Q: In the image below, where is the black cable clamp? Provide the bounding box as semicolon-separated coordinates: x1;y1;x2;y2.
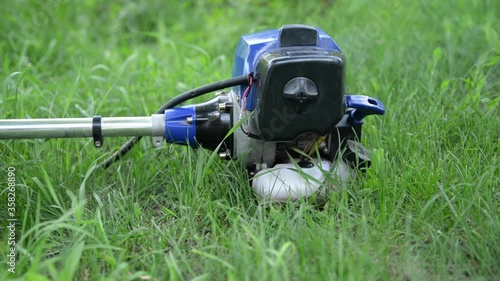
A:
92;115;103;148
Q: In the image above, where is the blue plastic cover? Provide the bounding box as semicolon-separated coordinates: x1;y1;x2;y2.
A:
345;95;385;125
232;25;342;111
164;106;196;145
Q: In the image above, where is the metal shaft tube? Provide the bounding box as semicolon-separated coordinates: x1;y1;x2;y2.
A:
0;114;165;139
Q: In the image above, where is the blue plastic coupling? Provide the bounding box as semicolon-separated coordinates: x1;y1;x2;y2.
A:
345;95;385;126
164;106;196;145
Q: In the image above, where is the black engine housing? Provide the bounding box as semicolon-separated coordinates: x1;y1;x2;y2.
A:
252;49;346;141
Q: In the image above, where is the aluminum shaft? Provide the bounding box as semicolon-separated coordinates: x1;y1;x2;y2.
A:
0;114;165;139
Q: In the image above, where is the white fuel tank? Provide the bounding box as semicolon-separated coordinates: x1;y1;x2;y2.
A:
251;159;355;202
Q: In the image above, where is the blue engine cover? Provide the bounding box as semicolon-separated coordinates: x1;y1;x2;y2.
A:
232;24;342;111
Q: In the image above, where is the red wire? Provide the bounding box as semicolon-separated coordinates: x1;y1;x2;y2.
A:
242;75;253;100
241;75;253;136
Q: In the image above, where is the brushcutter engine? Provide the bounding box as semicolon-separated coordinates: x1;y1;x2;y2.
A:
0;24;385;202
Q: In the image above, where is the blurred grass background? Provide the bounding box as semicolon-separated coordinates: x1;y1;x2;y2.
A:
0;0;499;280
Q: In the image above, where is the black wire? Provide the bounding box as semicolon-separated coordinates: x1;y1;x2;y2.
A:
100;74;251;169
240;126;260;139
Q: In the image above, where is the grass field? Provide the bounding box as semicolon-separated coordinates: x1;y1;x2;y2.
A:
1;0;499;280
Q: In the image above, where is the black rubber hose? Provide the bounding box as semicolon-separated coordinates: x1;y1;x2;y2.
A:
100;74;250;169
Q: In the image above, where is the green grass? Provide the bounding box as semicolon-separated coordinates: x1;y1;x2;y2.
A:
1;0;499;280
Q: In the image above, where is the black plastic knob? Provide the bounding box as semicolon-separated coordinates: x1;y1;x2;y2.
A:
283;77;318;113
279;24;318;47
